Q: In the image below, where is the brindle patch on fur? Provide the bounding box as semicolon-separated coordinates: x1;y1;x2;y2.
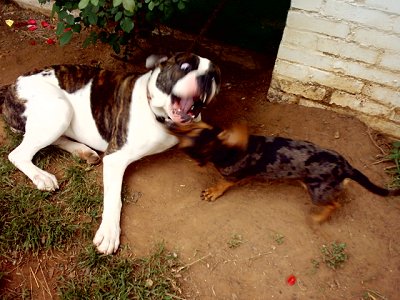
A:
51;65;137;152
0;84;26;132
90;72;137;153
53;65;102;93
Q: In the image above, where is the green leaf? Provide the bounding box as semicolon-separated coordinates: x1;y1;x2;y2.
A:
115;11;123;21
83;32;98;48
65;14;75;25
59;31;73;46
178;1;185;10
120;17;134;33
55;22;65;35
148;1;155;11
112;42;121;54
72;24;82;33
113;0;122;7
78;0;89;9
122;0;135;12
57;9;68;19
51;4;60;18
124;10;134;17
90;0;99;6
88;12;98;25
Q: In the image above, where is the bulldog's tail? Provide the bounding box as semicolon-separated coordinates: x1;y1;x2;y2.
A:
348;167;400;197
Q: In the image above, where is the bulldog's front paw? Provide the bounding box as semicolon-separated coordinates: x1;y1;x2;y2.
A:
33;170;59;191
93;221;121;255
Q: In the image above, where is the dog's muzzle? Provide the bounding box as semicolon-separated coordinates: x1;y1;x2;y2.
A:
170;73;217;124
171;94;205;123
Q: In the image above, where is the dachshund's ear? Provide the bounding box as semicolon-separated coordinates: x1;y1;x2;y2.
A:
145;54;168;69
217;122;248;150
166;121;213;148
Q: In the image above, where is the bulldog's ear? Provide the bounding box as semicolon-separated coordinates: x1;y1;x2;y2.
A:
145;54;168;69
217;122;248;150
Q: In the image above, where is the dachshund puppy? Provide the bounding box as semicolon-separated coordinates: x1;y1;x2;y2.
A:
167;121;400;222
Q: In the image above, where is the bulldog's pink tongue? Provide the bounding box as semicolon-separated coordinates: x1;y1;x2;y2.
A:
180;97;194;112
171;98;195;123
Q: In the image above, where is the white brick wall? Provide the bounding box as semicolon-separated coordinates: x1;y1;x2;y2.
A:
268;0;400;138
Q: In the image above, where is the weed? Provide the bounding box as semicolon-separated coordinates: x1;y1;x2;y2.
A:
320;242;348;269
311;259;320;268
387;141;400;189
228;234;244;249
273;233;285;245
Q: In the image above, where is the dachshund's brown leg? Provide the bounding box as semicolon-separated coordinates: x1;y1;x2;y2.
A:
201;180;236;201
312;201;341;223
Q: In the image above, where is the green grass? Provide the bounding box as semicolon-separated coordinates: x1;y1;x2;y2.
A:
0;127;186;299
387;141;400;189
0;142;101;254
59;244;183;300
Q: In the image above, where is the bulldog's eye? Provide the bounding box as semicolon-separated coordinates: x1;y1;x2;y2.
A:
180;63;192;72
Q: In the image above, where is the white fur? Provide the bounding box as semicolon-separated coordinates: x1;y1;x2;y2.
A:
8;65;180;254
93;72;178;254
8;55;217;254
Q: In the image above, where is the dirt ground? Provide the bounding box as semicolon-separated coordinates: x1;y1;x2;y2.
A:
1;2;400;299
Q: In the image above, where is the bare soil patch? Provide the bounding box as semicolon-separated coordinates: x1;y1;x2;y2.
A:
1;2;399;299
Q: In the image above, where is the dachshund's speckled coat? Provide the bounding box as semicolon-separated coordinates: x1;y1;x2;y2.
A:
167;122;400;222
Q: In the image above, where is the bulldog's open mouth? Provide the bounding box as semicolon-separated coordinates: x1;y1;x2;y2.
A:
170;94;205;124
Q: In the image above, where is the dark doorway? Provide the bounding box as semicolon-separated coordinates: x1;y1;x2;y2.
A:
166;0;291;55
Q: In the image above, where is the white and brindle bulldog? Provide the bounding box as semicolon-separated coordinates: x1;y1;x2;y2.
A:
0;52;221;254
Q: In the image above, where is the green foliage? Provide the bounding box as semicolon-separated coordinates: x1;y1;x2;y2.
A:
387;141;400;189
321;242;348;270
38;0;188;53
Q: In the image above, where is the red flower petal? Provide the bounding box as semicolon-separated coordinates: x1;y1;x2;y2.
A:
27;25;38;31
41;20;50;28
287;275;296;286
27;19;37;25
46;38;56;45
